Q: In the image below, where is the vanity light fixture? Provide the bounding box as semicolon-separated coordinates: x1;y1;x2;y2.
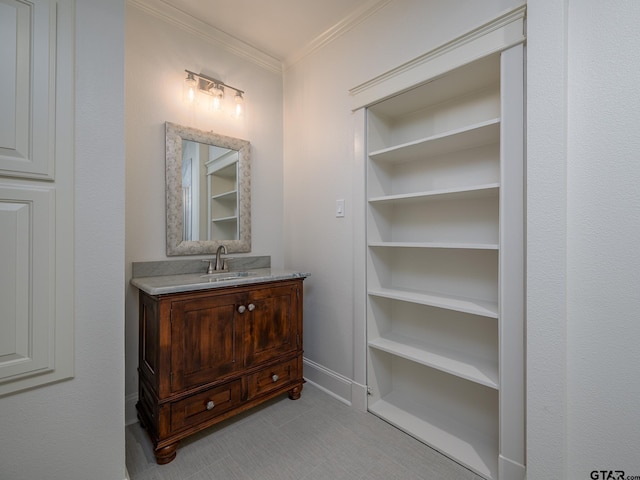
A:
184;69;245;118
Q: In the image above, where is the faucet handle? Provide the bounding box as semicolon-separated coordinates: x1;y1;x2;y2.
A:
201;259;215;274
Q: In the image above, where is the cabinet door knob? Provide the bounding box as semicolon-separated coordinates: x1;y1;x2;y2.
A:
248;303;255;311
271;374;279;382
206;400;215;410
237;305;246;313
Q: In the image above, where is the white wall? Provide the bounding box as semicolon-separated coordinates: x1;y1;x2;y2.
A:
124;4;285;414
0;2;126;480
283;0;523;402
526;1;569;477
565;0;640;475
528;0;640;478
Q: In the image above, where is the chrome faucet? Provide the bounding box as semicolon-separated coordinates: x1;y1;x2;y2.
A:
214;244;227;271
201;245;228;274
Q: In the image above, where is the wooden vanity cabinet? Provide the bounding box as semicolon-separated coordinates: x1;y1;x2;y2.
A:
136;278;305;464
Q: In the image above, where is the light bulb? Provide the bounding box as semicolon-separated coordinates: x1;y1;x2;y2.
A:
184;72;197;103
210;85;224;111
234;92;244;118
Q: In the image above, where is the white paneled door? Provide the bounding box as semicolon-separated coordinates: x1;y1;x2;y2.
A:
0;0;74;396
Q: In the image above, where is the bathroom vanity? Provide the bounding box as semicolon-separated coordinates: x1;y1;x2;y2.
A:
132;267;308;464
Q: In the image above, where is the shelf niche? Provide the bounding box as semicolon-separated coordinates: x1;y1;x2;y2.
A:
361;17;525;478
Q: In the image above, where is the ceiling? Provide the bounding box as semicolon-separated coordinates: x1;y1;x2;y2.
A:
163;0;382;63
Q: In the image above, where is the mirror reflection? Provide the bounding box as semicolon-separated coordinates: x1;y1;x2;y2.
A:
166;122;251;256
181;140;239;241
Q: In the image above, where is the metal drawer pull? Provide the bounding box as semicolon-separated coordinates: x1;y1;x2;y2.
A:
271;374;279;382
237;305;246;313
248;303;255;311
206;400;215;410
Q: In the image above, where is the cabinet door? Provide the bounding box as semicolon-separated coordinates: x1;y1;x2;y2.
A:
170;292;244;392
243;283;299;367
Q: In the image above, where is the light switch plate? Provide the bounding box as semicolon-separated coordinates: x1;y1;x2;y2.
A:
336;199;345;217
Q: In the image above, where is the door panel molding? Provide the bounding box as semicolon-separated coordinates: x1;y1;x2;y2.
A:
0;0;57;180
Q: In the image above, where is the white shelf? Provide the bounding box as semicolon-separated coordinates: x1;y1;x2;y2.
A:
368;286;498;319
369;118;500;164
369;396;497;479
368;241;498;250
368;183;499;205
211;189;238;201
368;191;499;245
368;333;498;389
211;215;238;223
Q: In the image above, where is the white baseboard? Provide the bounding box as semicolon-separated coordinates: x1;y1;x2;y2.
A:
302;357;363;408
125;392;138;426
499;454;526;480
350;380;368;412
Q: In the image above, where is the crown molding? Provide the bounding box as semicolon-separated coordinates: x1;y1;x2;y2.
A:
127;0;283;74
349;4;526;110
128;0;393;74
283;0;391;70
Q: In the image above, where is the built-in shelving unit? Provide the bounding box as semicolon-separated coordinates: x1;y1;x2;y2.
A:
365;45;524;479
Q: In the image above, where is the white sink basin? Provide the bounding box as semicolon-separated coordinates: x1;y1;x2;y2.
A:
199;271;256;282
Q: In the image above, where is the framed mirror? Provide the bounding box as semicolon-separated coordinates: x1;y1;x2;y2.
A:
166;122;251;255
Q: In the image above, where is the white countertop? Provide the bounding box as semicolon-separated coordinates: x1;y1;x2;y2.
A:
131;268;310;295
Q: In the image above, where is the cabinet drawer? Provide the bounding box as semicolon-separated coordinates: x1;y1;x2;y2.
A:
246;358;299;400
169;380;242;433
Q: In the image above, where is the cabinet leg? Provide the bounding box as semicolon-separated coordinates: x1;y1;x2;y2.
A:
154;442;179;465
288;383;303;400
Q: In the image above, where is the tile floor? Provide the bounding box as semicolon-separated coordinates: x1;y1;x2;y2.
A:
126;383;483;480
